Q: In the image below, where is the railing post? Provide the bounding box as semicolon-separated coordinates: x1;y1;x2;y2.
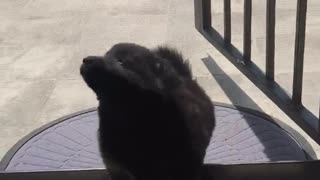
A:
224;0;231;44
266;0;276;80
292;0;308;105
243;0;252;63
194;0;212;31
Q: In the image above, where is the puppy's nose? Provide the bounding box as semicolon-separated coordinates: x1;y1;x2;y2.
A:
83;56;102;64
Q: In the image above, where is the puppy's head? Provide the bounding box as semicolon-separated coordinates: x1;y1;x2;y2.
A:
80;43;160;98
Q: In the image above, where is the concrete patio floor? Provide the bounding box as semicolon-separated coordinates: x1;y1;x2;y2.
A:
0;0;319;160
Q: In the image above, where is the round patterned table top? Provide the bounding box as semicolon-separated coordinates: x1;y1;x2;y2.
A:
0;104;308;172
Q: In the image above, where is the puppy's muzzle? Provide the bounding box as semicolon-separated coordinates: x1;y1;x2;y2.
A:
82;56;103;64
80;56;104;75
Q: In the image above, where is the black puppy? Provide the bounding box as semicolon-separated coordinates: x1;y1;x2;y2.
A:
80;43;215;180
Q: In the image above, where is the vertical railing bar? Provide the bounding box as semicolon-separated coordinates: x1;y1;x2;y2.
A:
243;0;252;63
266;0;276;80
224;0;231;44
194;0;212;31
292;0;308;105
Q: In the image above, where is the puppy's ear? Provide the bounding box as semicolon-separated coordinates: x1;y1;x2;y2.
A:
153;46;192;78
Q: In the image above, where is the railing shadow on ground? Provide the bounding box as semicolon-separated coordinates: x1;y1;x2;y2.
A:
201;55;316;159
198;26;320;144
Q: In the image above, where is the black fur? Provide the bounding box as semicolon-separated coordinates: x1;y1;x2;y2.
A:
80;43;215;180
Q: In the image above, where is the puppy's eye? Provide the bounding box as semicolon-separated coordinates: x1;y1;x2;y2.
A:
155;62;163;72
156;62;161;69
112;58;123;65
117;59;123;65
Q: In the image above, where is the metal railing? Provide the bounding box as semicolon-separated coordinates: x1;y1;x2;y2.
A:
194;0;320;144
